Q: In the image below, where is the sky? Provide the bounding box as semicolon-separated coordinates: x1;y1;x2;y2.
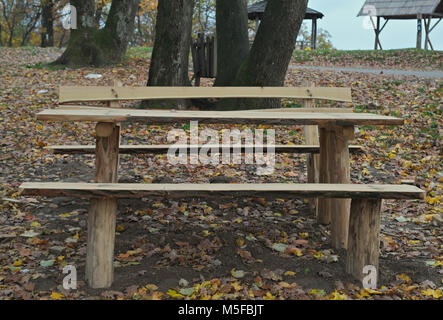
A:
305;0;443;50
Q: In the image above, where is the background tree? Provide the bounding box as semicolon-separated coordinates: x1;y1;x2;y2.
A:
213;0;249;87
133;0;157;46
192;0;215;35
142;0;195;109
212;0;308;110
298;22;333;50
0;0;41;47
40;0;53;47
54;0;140;66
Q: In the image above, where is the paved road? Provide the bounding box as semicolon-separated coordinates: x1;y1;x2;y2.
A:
291;65;443;79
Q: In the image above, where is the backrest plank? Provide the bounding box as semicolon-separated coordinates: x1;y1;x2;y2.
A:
59;86;353;103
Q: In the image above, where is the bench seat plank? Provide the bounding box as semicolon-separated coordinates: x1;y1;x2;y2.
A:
36;109;404;126
19;183;425;200
48;144;364;155
59;86;353;103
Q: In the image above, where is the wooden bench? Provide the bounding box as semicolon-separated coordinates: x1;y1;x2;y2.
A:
20;182;425;289
53;84;360;224
19;85;424;289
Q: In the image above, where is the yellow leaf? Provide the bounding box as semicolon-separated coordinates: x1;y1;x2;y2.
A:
212;293;224;300
299;232;308;238
396;273;411;284
232;282;242;291
284;271;296;276
151;291;163;300
145;284;158;291
421;289;442;299
50;292;64;300
263;292;276;300
30;221;41;227
365;288;381;295
236;238;245;247
329;290;348;300
278;281;291;288
13;260;22;267
167;289;184;299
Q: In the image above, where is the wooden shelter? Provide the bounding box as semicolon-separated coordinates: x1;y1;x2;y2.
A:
358;0;443;50
248;1;324;49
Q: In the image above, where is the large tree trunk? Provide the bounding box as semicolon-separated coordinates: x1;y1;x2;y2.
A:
54;0;139;67
215;0;308;110
213;0;249;87
41;0;54;47
142;0;195;109
103;0;140;62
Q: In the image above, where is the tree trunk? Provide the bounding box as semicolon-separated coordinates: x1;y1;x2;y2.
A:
215;0;308;110
213;0;249;87
103;0;140;62
41;0;54;47
142;0;195;109
54;0;140;67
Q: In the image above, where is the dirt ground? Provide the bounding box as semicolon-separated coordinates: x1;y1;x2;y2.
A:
0;48;442;300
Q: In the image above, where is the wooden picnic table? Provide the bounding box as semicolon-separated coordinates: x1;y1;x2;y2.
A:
37;108;404;251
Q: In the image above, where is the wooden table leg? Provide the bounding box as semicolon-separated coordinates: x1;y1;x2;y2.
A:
302;82;319;218
346;199;382;287
85;122;120;288
318;125;353;249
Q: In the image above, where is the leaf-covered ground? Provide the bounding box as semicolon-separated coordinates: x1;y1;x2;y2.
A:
0;47;442;300
292;49;443;71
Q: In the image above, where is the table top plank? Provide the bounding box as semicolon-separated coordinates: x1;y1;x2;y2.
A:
36;109;404;126
19;182;425;200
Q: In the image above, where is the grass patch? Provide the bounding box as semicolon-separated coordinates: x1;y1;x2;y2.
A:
126;46;153;60
292;48;443;70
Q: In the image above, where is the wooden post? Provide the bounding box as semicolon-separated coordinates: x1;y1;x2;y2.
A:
303;82;319;217
311;19;317;50
346;199;382;287
417;14;422;50
85;122;120;288
318;125;353;249
424;18;429;50
374;17;380;50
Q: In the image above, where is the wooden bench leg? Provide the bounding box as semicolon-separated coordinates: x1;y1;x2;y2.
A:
318;125;353;249
346;199;382;287
305;126;320;217
85;122;120;288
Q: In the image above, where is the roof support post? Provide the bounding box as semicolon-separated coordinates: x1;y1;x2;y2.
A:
424;17;430;50
311;18;318;50
416;14;423;50
424;17;440;51
372;16;382;50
